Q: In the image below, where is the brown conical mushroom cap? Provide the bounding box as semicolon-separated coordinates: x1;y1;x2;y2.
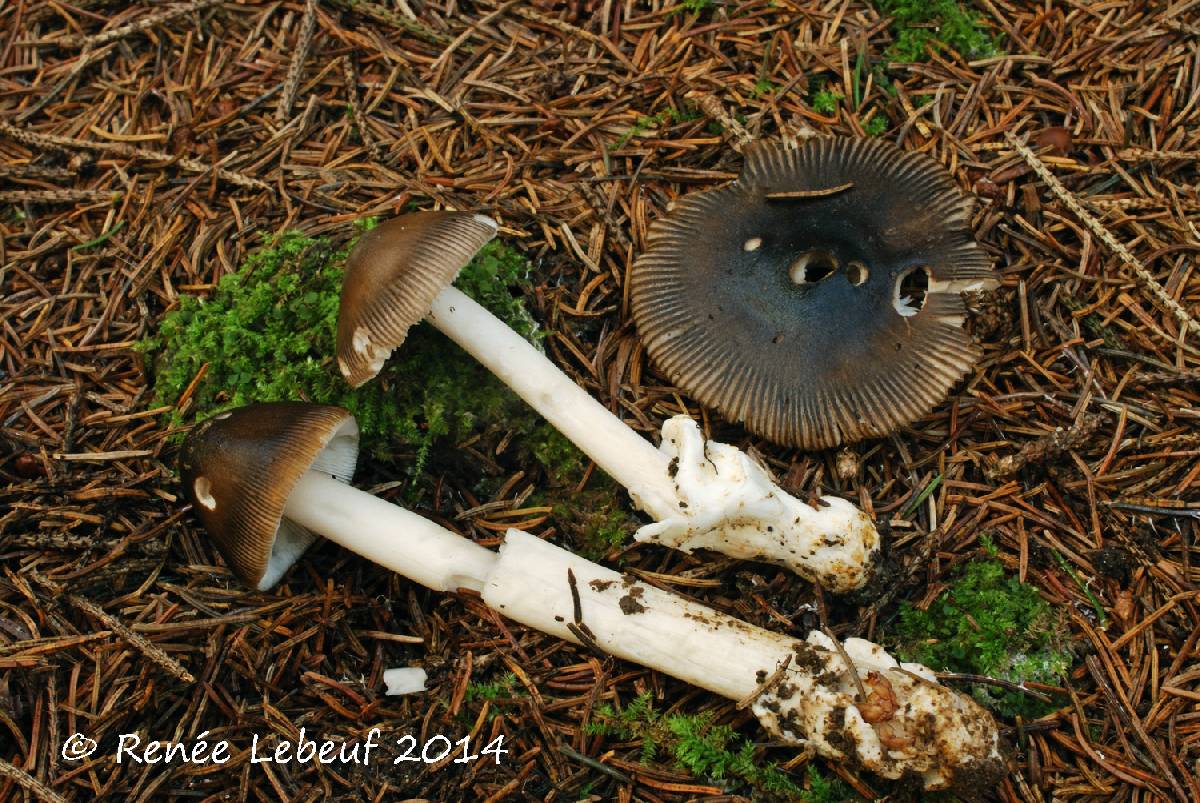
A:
179;402;359;590
631;137;996;449
337;211;498;387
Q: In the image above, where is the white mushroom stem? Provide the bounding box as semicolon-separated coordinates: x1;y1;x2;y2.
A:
276;472;999;789
485;529;1002;789
428;286;675;516
483;527;781;700
285;471;497;592
427;286;879;592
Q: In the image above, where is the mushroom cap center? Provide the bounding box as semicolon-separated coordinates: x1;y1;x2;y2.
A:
700;195;939;372
630;137;997;448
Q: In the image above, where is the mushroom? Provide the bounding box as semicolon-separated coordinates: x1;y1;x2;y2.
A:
178;402;495;592
631;136;998;450
335;212;878;593
180;402;1004;790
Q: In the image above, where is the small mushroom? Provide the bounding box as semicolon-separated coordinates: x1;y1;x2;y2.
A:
334;211;879;592
178;401;496;592
337;212;500;388
631;137;998;449
181;402;1003;790
337;212;674;514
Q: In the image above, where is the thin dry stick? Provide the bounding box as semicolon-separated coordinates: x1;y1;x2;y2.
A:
340;56;383;160
327;0;452;45
67;594;196;683
1087;196;1200;211
1117;146;1200;161
0;189;120;204
823;626;868;701
1005;132;1199;337
61;0;224;48
0;758;68;803
276;0;318;125
689;92;753;150
0;120;270;191
0;164;75;180
1161;17;1200;35
934;672;1053;702
17;44;116;122
735;653;792;709
510;5;598;40
766;182;855;200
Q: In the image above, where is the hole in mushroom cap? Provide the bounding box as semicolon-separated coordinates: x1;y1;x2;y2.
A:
743;236;763;252
193;476;217;510
630;137;997;449
788;250;838;286
894;266;930;316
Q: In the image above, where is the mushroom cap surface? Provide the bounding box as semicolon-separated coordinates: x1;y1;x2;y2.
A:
631;137;995;449
337;211;498;387
179;402;359;590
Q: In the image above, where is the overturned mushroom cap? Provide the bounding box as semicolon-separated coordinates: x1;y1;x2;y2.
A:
631;137;996;449
337;211;498;387
179;402;359;590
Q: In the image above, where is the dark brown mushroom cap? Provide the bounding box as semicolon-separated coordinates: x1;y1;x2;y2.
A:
179;402;359;590
630;137;995;449
337;211;498;387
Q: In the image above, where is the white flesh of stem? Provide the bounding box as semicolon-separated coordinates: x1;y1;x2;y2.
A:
483;527;789;700
427;288;880;591
283;471;497;593
278;478;996;787
482;529;1001;787
427;286;677;518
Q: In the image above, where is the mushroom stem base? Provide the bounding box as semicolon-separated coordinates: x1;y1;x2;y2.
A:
427;289;880;592
635;417;879;592
482;528;1002;789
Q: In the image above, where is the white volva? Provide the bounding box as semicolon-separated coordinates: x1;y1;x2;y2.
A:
426;286;879;592
637;417;876;593
277;471;999;788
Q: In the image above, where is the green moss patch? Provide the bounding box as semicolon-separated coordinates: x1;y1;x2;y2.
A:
800;766;863;802
143;227;543;480
810;87;844;116
587;691;802;798
527;476;637;562
893;556;1072;718
874;0;997;63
